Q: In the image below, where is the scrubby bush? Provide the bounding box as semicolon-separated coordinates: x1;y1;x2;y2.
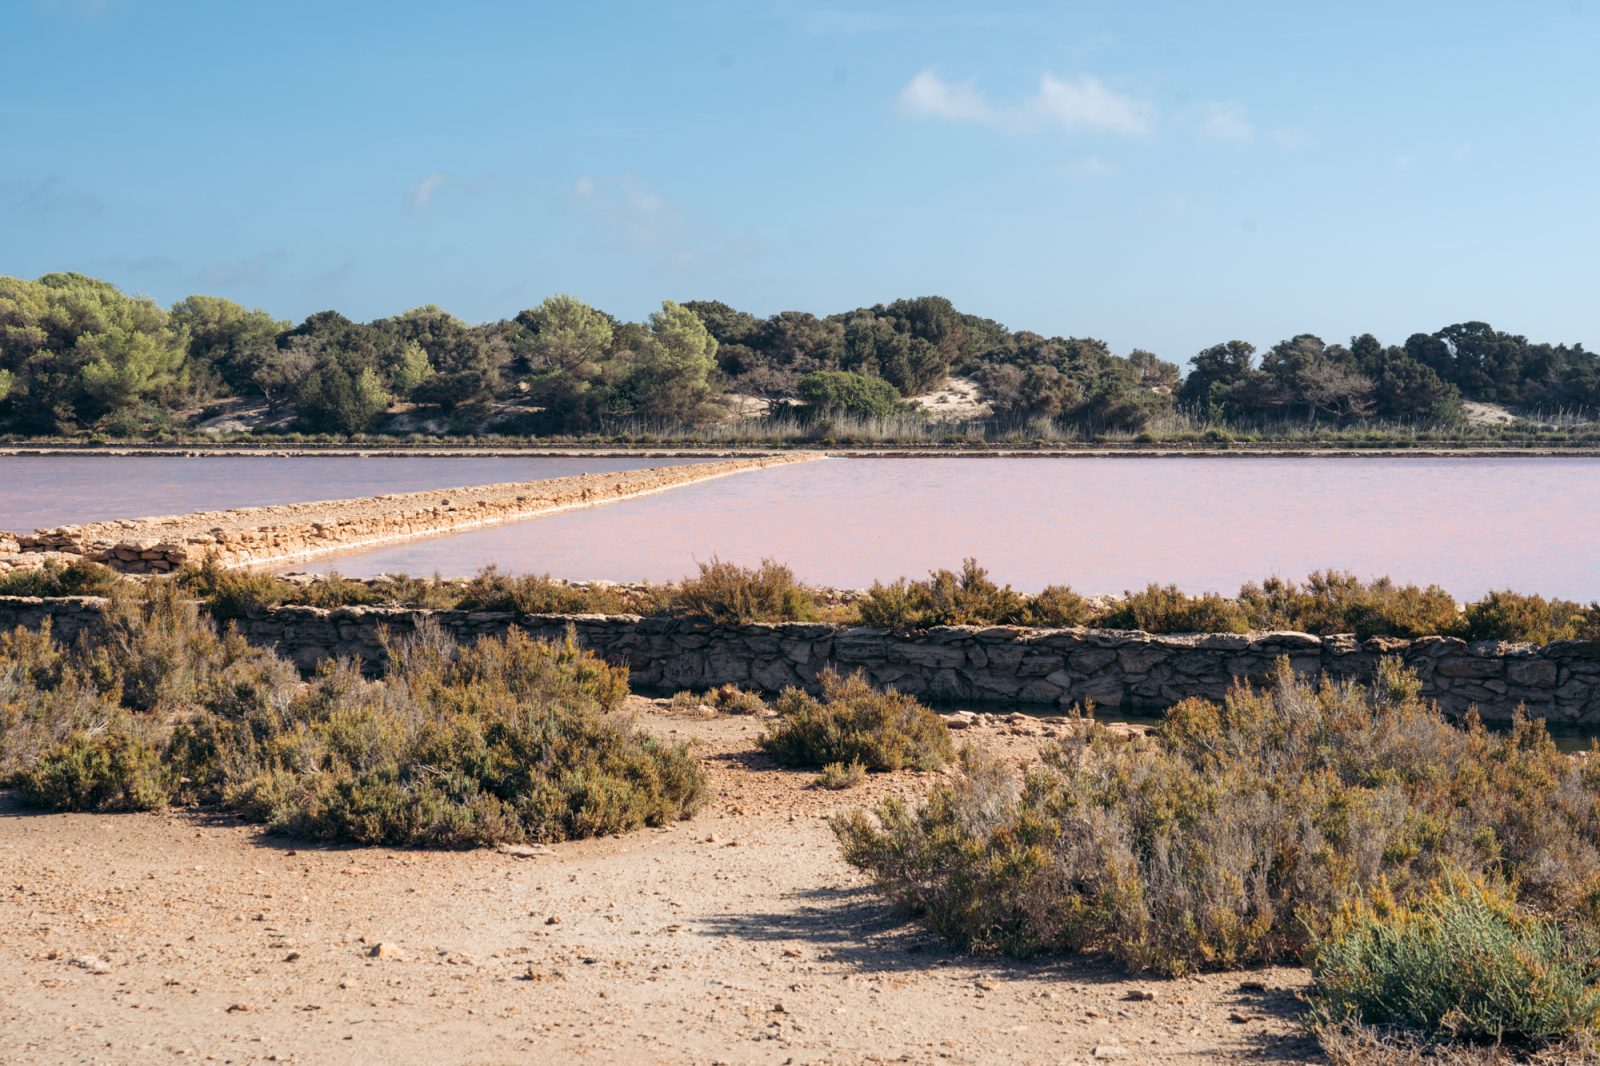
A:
0;558;119;599
1461;590;1594;645
452;566;644;615
672;557;816;624
1026;584;1095;627
1308;875;1600;1050
834;659;1600;976
1238;571;1461;639
706;684;766;715
0;584;707;847
173;557;291;619
18;723;171;811
812;759;867;790
856;559;1028;628
761;668;952;771
796;369;903;418
1098;583;1250;634
227;628;702;846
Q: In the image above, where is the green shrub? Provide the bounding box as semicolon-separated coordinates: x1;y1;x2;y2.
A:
174;556;289;619
1308;875;1600;1048
18;722;172;811
797;369;903;418
231;629;702;846
0;583;707;847
1238;571;1461;638
856;559;1027;628
761;668;952;771
1098;583;1250;633
854;578;922;628
454;566;637;615
672;557;816;624
0;558;119;599
294;571;386;610
1461;590;1592;645
1026;584;1094;627
813;759;867;790
834;660;1600;976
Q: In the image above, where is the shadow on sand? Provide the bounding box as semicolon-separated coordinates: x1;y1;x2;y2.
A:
699;882;1320;1062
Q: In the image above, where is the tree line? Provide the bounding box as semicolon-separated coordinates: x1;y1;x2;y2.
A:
0;271;1595;438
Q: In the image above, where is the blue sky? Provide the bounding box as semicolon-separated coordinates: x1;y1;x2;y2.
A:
4;0;1597;360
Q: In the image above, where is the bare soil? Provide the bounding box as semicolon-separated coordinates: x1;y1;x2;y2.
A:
0;704;1319;1065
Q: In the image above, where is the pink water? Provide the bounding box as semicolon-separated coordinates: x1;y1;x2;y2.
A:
0;455;708;532
289;457;1600;600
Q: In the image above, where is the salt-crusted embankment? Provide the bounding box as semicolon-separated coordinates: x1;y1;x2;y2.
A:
6;454;818;573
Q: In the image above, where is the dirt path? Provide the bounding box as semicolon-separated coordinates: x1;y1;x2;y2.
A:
0;707;1319;1065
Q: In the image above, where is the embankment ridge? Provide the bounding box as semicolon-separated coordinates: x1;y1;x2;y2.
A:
4;454;819;574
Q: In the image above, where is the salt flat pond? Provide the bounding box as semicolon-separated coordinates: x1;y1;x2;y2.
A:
0;454;708;531
280;456;1600;600
6;455;1599;600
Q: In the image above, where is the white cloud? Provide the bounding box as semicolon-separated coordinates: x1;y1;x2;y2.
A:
405;173;449;213
898;68;1152;137
899;68;995;124
1197;101;1254;143
1032;73;1152;136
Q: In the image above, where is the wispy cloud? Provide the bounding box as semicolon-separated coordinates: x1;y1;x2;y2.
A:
105;250;287;289
570;174;682;253
568;173;758;276
1196;101;1254;143
405;172;450;213
898;68;1153;137
12;174;104;215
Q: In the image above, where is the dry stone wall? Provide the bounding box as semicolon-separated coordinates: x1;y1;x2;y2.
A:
3;596;1597;723
6;454;816;574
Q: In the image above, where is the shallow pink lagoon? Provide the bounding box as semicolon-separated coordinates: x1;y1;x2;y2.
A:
286;456;1600;600
0;455;708;532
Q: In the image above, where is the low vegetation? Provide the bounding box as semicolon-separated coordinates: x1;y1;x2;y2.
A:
8;556;1598;644
0;583;705;846
834;661;1600;977
811;759;868;790
1307;875;1600;1052
760;668;952;772
0;558;119;599
1097;583;1250;634
671;557;818;624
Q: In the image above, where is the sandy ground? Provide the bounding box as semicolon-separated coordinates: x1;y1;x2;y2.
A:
0;705;1319;1066
908;377;994;421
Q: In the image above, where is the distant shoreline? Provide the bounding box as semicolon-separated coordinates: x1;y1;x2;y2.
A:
4;442;1600;459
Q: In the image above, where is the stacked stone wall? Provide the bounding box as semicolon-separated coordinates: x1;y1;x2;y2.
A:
4;597;1596;722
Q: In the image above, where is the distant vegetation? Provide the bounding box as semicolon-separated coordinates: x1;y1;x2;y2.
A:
0;583;705;845
7;556;1597;645
2;271;1598;442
